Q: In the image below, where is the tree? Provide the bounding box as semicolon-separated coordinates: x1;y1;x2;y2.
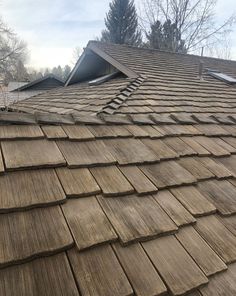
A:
101;0;142;46
140;0;235;54
72;47;81;65
52;66;63;79
63;65;71;81
44;68;50;76
206;35;232;60
0;17;28;83
28;69;43;81
28;65;71;82
13;60;30;81
56;65;63;79
146;19;187;52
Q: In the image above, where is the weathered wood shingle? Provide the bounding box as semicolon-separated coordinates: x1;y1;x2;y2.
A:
1;41;236;296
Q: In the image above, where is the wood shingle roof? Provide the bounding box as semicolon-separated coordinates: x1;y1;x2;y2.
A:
1;41;236;295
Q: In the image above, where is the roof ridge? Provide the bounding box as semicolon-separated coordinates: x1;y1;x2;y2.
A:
89;40;236;65
98;75;146;115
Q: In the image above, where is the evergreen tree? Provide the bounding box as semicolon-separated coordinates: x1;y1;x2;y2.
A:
57;65;63;79
29;65;71;82
13;60;30;81
52;67;58;77
146;20;187;53
101;0;142;46
63;65;71;81
44;68;50;76
29;71;43;81
146;21;163;50
52;66;63;79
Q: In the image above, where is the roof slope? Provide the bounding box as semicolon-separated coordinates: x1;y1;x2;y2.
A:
0;112;235;295
0;88;43;109
10;41;236;117
10;76;138;115
1;42;236;295
0;75;64;108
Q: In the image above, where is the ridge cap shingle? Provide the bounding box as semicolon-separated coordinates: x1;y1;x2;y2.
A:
98;75;146;115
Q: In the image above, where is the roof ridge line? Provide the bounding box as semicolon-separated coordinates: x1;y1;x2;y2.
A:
97;75;146;116
89;40;236;64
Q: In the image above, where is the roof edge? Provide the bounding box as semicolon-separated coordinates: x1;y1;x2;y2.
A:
65;41;139;86
13;74;64;92
87;41;139;79
87;40;236;65
65;49;89;86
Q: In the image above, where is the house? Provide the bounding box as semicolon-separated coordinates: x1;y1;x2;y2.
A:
0;41;236;295
0;74;64;108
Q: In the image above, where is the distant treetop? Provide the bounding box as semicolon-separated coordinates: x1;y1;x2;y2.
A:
101;0;142;46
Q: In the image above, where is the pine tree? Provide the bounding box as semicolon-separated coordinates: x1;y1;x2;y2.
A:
44;68;50;76
57;66;63;79
146;20;187;53
146;21;163;50
52;67;58;77
13;60;30;81
52;66;63;79
101;0;142;46
63;65;71;81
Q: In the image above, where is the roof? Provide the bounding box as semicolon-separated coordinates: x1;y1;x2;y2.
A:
65;41;138;86
0;76;64;108
0;42;236;295
10;41;236;116
12;74;64;91
0;90;44;108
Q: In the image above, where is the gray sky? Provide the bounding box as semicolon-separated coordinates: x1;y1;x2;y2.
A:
1;0;236;69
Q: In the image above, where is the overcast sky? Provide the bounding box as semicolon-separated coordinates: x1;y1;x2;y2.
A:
1;0;236;69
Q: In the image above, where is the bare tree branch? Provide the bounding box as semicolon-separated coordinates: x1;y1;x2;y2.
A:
0;17;28;83
140;0;236;56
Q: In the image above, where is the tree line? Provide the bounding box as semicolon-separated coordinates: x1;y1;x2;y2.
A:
0;17;73;84
100;0;235;55
0;0;235;85
27;65;72;82
3;60;72;83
